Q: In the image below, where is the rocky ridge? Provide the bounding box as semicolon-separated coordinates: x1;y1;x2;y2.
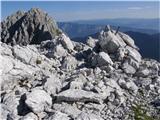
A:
1;8;60;45
0;8;160;120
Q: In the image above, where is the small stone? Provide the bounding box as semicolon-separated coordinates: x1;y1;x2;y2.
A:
94;67;101;75
43;75;62;95
76;112;104;120
136;68;150;77
59;33;74;52
61;55;77;71
70;81;84;89
52;44;68;58
53;103;81;118
92;52;113;67
101;65;114;72
117;47;126;61
86;36;97;48
122;62;136;74
126;81;138;94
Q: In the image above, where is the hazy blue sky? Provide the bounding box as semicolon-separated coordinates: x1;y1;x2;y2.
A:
1;1;159;21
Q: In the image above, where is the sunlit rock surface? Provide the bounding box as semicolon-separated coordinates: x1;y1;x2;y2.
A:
1;8;160;120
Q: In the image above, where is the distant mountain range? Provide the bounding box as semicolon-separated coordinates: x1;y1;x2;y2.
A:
58;22;159;38
71;18;160;31
58;21;160;61
126;31;160;61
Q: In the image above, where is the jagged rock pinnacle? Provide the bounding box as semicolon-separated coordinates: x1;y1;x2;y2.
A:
1;8;60;45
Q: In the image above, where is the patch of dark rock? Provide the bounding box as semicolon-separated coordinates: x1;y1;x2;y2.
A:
17;94;31;116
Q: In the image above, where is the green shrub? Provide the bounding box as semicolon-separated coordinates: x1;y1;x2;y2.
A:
55;29;62;35
36;58;42;64
132;104;154;120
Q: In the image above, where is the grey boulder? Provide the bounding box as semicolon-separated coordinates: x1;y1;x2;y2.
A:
43;75;62;95
61;55;77;71
25;89;52;113
12;45;41;65
92;52;113;67
59;33;74;52
98;29;126;53
56;89;102;103
125;46;141;63
46;111;70;120
20;112;38;120
122;61;136;74
118;32;138;49
136;68;150;77
86;36;98;48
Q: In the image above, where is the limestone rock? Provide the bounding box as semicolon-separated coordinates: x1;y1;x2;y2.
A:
86;36;98;48
61;55;77;71
0;104;11;120
122;61;136;74
12;45;40;65
53;44;68;58
98;52;113;65
118;32;138;49
53;103;81;118
56;89;102;103
105;79;122;91
20;112;38;120
1;8;60;45
116;47;126;61
136;68;150;77
2;92;21;118
98;29;126;53
118;79;138;94
46;111;70;120
25;89;52;113
43;75;62;95
76;112;104;120
69;81;84;89
92;52;113;67
125;46;141;63
59;33;74;52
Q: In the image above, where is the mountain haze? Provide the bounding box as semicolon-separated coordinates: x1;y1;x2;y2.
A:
72;18;160;31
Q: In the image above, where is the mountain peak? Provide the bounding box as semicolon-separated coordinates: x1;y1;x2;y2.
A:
1;8;60;45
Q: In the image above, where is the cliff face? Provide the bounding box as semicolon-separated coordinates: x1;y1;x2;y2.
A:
0;8;160;120
1;8;60;45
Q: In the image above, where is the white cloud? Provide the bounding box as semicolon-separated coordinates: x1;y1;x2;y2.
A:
128;7;143;10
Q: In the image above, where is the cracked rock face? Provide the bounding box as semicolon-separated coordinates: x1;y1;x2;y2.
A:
1;8;160;120
1;8;60;45
55;89;102;103
25;89;52;114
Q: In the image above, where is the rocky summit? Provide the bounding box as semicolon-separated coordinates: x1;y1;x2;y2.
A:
0;8;160;120
1;8;60;46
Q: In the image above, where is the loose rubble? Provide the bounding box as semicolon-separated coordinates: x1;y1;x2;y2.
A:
1;8;160;120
